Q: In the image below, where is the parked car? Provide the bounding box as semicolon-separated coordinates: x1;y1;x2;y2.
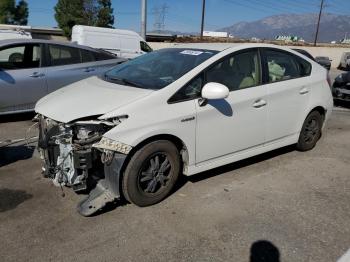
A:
339;52;350;70
35;43;333;216
0;39;125;115
292;48;315;61
315;56;332;70
71;25;153;59
332;71;350;102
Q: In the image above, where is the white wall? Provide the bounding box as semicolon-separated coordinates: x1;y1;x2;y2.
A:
148;42;350;68
287;46;350;68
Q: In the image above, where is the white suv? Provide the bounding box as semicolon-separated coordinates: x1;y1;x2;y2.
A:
35;43;333;216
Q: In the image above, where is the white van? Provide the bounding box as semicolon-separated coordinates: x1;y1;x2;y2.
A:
0;29;32;40
71;25;152;59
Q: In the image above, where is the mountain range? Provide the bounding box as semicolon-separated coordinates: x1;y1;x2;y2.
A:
219;13;350;42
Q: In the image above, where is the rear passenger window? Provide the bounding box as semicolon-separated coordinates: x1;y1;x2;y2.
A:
94;51;115;61
81;49;95;63
48;45;81;66
297;57;312;77
264;49;305;82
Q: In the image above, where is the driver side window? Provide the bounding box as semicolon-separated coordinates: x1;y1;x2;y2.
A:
206;49;260;91
168;74;203;103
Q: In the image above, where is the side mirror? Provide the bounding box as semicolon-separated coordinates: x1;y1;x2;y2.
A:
201;82;229;100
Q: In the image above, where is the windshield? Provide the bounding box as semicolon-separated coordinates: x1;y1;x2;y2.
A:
104;48;218;90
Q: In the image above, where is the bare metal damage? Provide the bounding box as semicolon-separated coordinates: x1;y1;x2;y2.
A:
37;114;132;216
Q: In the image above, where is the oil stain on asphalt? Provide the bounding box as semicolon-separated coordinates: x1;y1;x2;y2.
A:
0;188;32;212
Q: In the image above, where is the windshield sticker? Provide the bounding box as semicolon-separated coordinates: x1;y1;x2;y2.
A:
180;50;204;56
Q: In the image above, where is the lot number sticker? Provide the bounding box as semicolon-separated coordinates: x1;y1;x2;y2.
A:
180;50;203;56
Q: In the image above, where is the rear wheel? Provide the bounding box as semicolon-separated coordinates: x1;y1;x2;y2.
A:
296;111;323;151
122;140;180;207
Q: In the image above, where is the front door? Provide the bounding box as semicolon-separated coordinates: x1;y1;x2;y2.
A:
195;49;267;164
0;43;47;113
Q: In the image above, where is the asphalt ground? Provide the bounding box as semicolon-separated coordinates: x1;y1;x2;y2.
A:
0;69;349;262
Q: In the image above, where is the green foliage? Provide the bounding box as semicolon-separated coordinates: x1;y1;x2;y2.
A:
13;0;28;25
96;0;114;28
54;0;115;37
55;0;87;37
0;0;28;25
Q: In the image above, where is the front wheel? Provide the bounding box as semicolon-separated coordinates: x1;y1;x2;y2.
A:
296;111;323;151
122;140;180;207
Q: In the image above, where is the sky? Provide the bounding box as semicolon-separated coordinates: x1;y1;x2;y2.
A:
27;0;350;33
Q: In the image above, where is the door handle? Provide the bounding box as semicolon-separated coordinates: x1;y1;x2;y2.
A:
299;87;309;95
253;99;267;108
29;72;45;78
84;67;95;73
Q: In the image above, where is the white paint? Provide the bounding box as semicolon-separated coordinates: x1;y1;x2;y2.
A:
36;43;333;176
337;249;350;262
71;25;150;59
148;42;350;69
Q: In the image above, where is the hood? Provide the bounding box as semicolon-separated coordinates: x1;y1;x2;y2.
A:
35;76;153;123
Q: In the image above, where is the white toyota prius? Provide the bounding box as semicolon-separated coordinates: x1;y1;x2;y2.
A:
35;43;333;216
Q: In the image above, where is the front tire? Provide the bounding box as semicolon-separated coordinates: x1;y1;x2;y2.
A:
296;111;323;151
122;140;180;207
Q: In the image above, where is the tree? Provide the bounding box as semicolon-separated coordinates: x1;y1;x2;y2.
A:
84;0;98;26
96;0;114;28
14;0;29;25
55;0;115;37
0;0;15;24
55;0;87;37
0;0;28;25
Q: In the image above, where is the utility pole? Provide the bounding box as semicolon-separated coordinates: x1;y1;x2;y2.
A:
313;0;324;46
200;0;206;39
141;0;147;40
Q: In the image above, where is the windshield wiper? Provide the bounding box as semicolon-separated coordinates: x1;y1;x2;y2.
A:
105;75;144;88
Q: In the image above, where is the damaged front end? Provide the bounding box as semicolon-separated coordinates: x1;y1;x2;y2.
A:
37;115;131;216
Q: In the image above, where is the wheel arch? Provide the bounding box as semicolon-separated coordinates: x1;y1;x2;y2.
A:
119;134;189;182
308;105;326;124
298;105;327;134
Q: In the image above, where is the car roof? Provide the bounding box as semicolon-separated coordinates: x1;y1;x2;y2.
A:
169;43;291;52
0;38;100;52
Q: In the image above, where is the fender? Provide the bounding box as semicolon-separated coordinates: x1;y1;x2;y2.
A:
77;153;126;216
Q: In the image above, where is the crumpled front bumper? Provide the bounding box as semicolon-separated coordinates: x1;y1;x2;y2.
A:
37;115;130;216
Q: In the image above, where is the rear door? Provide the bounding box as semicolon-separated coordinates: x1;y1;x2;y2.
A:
0;43;47;113
261;48;312;143
45;44;100;93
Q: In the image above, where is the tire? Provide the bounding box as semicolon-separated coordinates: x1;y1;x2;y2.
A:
296;111;323;151
122;140;180;207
